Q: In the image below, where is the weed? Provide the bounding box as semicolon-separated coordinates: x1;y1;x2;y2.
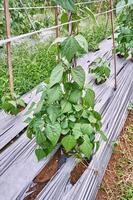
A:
0;40;57;108
121;185;133;200
80;16;112;51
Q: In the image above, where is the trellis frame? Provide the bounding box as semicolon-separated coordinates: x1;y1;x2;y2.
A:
2;0;131;97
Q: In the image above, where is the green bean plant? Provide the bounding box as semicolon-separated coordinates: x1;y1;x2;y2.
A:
116;0;133;58
25;0;106;161
1;93;26;115
89;57;111;84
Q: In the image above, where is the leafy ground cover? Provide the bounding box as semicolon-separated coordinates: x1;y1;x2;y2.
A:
89;57;111;84
0;41;57;107
96;109;133;200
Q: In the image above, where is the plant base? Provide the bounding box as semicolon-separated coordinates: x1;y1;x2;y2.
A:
24;149;62;200
95;79;106;85
70;159;90;185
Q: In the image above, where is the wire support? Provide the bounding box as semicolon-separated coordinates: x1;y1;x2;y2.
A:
0;2;132;46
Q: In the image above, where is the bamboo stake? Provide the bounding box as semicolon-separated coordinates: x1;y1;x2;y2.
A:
109;0;117;90
55;5;60;38
68;12;73;35
55;5;60;62
4;0;14;97
68;12;77;68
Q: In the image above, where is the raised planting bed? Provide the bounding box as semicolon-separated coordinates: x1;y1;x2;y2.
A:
0;39;133;200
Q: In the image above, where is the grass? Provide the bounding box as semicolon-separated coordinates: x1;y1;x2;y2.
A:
0;40;57;107
121;185;133;200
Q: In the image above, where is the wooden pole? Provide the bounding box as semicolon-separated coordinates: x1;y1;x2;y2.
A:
55;5;60;62
4;0;14;97
55;5;60;38
68;12;73;35
68;12;77;68
109;0;117;90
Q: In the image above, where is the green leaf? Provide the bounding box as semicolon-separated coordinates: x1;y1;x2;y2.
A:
88;114;97;124
52;0;75;12
75;34;88;53
61;12;68;30
61;118;68;129
33;118;44;133
116;0;125;14
35;148;46;161
47;105;60;123
24;117;32;124
79;141;93;159
69;115;76;122
36;132;46;146
45;123;61;145
95;121;102;131
25;102;36;115
36;84;45;94
49;64;64;88
71;66;85;88
69;89;82;104
100;131;108;141
27;126;33;139
92;111;101;121
62;129;69;135
72;123;82;139
73;104;83;112
49;37;66;50
61;36;81;62
17;98;25;107
68;121;75;129
47;84;62;104
44;143;55;155
83;134;91;143
61;100;72;113
8;100;17;108
84;88;95;108
61;135;76;152
81;124;94;135
34;100;44;114
82;110;88;119
95;141;100;151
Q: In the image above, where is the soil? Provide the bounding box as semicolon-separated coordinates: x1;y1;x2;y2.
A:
24;149;61;200
130;57;133;62
70;160;89;185
18;106;25;113
96;110;133;200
